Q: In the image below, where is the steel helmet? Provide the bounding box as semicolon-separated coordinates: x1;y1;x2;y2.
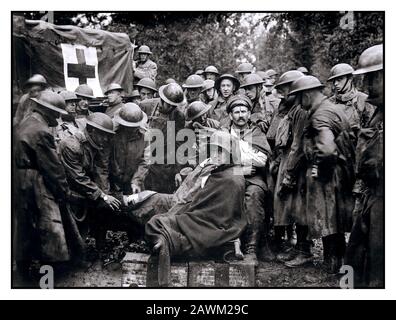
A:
104;83;124;95
86;112;115;134
203;65;219;75
137;45;152;55
165;78;176;85
255;71;269;80
114;103;148;128
236;62;254;74
266;69;278;77
135;78;157;92
158;83;187;108
185;101;212;121
297;67;309;74
201;79;215;93
182;75;205;89
195;69;205;76
59;90;80;102
288;76;325;95
24;74;48;88
353;44;383;75
75;84;94;99
30;91;67;115
215;74;240;92
240;74;265;88
327;63;354;81
130;89;140;98
275;70;305;88
226;94;253;113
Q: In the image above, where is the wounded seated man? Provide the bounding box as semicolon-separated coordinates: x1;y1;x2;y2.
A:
145;130;247;286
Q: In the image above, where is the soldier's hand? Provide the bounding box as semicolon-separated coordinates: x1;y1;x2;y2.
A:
175;173;183;188
131;184;141;194
104;195;121;211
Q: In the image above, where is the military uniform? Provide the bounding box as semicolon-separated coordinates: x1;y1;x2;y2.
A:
134;59;158;82
330;89;375;131
139;98;186;193
14;111;72;264
208;95;234;127
221;122;272;258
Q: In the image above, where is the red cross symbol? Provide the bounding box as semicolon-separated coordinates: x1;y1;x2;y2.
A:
67;48;96;84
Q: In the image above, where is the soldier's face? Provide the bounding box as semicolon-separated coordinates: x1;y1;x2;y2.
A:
276;84;290;97
91;128;112;148
220;79;234;98
139;53;149;62
364;70;383;106
29;85;43;98
77;98;89;113
230;106;250;128
301;92;312;110
65;101;77;116
107;90;122;104
139;87;154;101
244;85;260;101
268;75;277;85
204;88;215;100
333;76;349;92
187;88;201;100
205;73;217;81
131;97;141;104
159;100;174;114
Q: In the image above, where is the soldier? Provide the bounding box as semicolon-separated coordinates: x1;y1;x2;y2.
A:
104;83;124;118
110;103;174;241
139;83;187;194
55;91;81;148
220;95;273;264
145;130;247;286
182;74;205;104
135;78;157;102
288;76;355;272
327;63;375;132
13;74;48;126
345;44;384;287
133;45;158;82
74;84;94;129
181;101;220;170
236;62;254;82
203;65;220;81
200;79;217;104
59;113;121;248
266;69;278;86
239;73;272;133
14;91;80;283
209;74;240;126
297;67;309;75
268;71;311;264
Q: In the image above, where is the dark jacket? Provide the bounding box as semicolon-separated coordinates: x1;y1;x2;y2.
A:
110;128;149;195
15;111;69;200
59;131;111;201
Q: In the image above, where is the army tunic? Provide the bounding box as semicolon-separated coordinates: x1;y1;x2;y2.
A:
303;98;355;238
208;95;233;127
14;111;72;262
330;88;375;131
134;59;158;82
139;98;186;193
273;103;308;226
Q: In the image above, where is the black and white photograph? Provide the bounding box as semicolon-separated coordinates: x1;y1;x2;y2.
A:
10;10;384;291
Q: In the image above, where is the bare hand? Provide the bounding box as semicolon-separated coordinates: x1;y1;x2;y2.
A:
104;195;121;211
